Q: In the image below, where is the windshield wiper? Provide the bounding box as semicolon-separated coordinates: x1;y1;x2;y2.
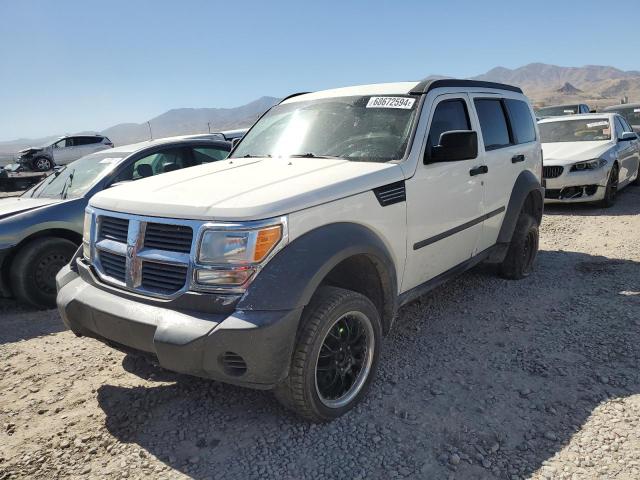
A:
60;169;75;199
289;153;342;159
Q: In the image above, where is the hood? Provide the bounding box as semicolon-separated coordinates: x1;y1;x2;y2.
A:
0;197;61;221
18;147;44;155
541;141;613;165
90;157;404;221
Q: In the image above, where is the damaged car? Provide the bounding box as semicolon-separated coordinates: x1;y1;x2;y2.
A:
540;113;640;206
16;135;113;172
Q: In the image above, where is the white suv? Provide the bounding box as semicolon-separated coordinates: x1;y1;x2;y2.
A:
57;79;543;421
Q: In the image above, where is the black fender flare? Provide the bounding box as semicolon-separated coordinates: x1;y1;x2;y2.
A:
497;169;544;245
237;222;398;329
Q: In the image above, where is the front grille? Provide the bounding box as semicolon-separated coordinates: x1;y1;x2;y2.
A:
99;216;129;242
543;166;564;179
99;251;126;282
141;261;188;294
144;223;193;253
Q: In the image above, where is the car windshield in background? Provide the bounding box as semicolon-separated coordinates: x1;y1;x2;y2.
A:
231;95;419;163
25;151;126;199
539;119;611;143
607;106;640;128
536;105;579;117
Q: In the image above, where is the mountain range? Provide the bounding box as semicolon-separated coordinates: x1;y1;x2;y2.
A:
2;63;639;160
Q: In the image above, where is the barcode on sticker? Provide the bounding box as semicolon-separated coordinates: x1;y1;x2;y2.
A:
586;121;609;128
366;97;415;109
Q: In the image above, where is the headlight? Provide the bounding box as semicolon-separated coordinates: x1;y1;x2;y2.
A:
194;220;285;288
82;211;92;259
570;158;607;171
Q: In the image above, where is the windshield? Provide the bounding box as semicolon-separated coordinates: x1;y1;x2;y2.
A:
606;106;640;128
536;105;579;117
539;119;611;143
24;151;126;199
231;95;419;163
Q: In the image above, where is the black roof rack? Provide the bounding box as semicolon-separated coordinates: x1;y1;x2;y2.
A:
409;79;522;95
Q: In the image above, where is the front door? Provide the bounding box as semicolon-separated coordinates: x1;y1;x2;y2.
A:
403;94;484;292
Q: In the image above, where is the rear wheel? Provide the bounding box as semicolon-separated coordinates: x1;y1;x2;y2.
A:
499;213;539;280
600;164;619;207
274;286;382;422
9;237;77;309
32;157;53;171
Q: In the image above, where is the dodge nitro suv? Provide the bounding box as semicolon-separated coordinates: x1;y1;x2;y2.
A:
57;79;544;421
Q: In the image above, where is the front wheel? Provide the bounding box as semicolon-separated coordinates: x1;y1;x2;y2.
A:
274;286;382;422
32;157;53;171
499;213;539;280
9;237;77;309
600;164;619;207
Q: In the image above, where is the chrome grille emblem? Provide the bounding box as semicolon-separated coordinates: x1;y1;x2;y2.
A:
125;219;145;289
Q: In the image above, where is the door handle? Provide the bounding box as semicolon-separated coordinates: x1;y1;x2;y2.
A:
469;165;488;176
511;154;525;163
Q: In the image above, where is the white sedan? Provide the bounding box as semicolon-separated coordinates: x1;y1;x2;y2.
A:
539;113;640;206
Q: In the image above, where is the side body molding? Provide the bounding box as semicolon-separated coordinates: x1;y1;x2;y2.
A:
238;222;398;327
497;169;544;246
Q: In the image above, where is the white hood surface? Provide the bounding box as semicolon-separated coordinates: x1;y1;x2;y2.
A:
0;197;61;219
542;141;613;166
90;157;404;221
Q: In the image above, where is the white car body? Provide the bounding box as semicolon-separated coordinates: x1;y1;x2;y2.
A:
540;114;640;203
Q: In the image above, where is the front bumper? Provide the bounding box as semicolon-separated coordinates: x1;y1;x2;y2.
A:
56;262;302;389
543;166;609;203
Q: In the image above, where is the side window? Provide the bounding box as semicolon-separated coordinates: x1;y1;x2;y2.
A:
426;99;470;152
620;117;633;133
65;138;75;147
74;137;95;146
113;147;191;183
192;147;229;164
614;117;626;138
505;99;536;144
474;99;512;150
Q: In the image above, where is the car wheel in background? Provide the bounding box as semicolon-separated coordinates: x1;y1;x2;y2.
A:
32;157;53;171
274;286;382;422
499;213;539;280
9;237;77;309
600;164;619;208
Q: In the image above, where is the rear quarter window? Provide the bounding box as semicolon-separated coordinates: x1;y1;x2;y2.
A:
505;99;536;144
474;99;511;150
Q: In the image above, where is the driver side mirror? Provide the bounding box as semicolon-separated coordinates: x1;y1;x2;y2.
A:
427;130;478;164
620;132;638;142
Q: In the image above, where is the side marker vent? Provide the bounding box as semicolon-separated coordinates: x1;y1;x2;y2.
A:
373;181;406;206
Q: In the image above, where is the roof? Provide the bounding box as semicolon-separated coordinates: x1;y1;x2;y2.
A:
106;135;230;155
282;79;522;104
602;103;640;110
538;113;615;124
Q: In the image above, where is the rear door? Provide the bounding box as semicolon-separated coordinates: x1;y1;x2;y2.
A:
469;94;539;252
51;138;75;164
403;93;485;291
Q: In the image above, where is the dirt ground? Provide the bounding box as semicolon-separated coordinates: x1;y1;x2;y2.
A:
1;187;639;480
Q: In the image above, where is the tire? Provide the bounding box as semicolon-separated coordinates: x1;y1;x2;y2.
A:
600;164;619;208
9;237;77;309
633;163;640;186
32;157;53;172
274;286;382;422
499;213;539;280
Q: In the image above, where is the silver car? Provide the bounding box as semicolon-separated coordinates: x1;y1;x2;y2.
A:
16;134;114;171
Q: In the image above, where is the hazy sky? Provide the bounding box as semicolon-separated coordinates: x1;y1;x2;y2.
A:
0;0;636;141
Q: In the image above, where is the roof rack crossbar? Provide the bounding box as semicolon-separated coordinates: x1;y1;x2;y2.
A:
409;79;522;95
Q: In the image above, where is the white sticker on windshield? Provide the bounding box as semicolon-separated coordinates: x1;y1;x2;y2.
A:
634;108;640;113
586;121;609;128
563;109;575;114
366;97;415;109
99;157;122;164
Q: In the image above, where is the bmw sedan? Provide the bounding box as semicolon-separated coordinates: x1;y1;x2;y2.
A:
0;136;231;308
539;114;640;206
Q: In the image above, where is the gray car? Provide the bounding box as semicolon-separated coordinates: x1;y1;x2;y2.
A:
0;136;231;308
602;103;640;133
16;134;114;171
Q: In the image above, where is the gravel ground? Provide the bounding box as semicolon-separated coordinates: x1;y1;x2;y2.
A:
1;187;639;480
